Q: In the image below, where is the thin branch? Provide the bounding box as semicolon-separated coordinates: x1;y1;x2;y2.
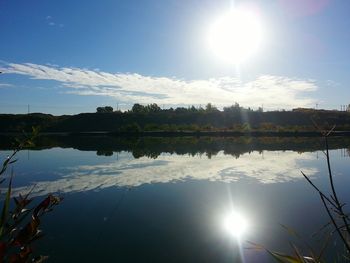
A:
301;171;337;208
325;125;336;137
324;136;350;235
331;224;350;235
320;194;350;253
311;221;332;238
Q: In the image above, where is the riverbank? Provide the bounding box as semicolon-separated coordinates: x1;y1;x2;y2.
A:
1;109;350;134
2;130;350;137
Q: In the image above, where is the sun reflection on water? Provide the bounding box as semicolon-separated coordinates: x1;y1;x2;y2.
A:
223;211;249;239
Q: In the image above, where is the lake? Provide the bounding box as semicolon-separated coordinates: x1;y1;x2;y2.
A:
1;136;350;262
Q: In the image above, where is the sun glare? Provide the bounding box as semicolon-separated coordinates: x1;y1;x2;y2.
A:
223;211;249;238
208;8;263;64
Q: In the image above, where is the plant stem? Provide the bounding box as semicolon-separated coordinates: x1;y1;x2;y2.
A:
320;194;350;253
325;136;350;240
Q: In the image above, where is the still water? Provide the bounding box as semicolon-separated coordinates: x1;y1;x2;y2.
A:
1;136;350;262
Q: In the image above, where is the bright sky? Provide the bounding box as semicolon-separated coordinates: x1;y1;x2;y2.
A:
0;0;349;114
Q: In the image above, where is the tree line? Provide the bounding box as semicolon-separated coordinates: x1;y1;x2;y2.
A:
96;102;260;114
0;103;350;133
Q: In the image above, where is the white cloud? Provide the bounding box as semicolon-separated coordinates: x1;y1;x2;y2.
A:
0;83;13;88
10;151;318;197
1;62;318;109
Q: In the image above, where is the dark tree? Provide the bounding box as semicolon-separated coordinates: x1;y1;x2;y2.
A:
131;103;145;113
96;107;104;113
145;103;161;113
105;106;113;112
96;106;113;113
205;103;218;112
223;103;241;113
189;105;198;112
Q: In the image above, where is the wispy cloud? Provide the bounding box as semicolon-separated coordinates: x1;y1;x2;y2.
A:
1;62;318;109
0;83;13;88
10;151;318;197
45;16;63;28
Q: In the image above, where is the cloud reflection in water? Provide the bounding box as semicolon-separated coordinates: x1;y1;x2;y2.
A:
11;151;318;197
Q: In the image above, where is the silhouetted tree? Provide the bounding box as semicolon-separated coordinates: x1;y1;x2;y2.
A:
96;150;113;156
175;107;188;113
205;103;218;112
145;103;161;113
132;103;145;113
96;106;113;113
189;105;197;112
105;106;113;112
223;103;241;113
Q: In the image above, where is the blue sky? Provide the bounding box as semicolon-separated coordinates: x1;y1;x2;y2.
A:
0;0;349;114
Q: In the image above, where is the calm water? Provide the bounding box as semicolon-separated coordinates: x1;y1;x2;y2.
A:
1;136;350;262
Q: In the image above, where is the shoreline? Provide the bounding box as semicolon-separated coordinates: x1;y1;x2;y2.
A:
1;130;350;137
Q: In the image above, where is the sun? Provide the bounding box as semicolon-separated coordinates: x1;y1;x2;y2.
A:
208;8;263;64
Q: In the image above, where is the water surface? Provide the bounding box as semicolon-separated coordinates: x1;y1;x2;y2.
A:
1;136;350;262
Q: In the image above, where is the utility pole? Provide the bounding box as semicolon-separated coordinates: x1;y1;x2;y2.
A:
27;104;30;114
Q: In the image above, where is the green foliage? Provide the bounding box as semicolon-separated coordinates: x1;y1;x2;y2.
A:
1;104;350;133
131;103;145;113
120;122;141;133
144;123;161;131
259;122;277;131
96;106;113;113
242;123;251;132
223;102;241;113
205;103;219;112
131;103;161;113
189;105;197;112
145;103;161;113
